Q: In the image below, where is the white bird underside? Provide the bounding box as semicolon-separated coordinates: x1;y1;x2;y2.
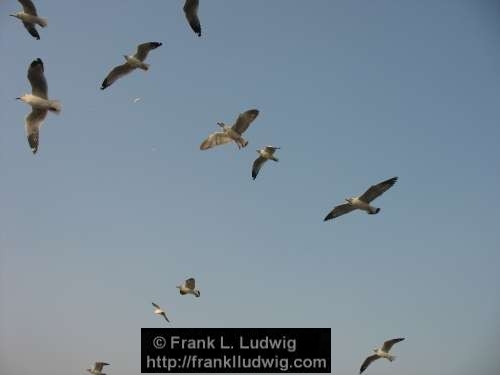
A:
183;0;202;37
359;338;404;374
252;146;279;180
101;42;162;90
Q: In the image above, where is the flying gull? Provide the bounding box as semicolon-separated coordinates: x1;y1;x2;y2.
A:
252;146;280;180
177;277;200;297
359;338;405;374
200;109;259;150
17;58;61;154
324;177;398;221
152;302;170;323
86;362;110;375
10;0;47;40
101;42;163;90
183;0;202;37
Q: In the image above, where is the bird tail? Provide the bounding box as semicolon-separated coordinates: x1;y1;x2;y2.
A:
271;156;279;162
140;63;150;71
37;17;48;27
368;207;380;215
388;355;396;362
194;290;200;298
49;100;62;114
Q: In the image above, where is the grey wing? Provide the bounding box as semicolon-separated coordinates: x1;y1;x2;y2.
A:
232;109;259;135
185;278;196;289
199;131;232;150
27;58;47;98
360;355;379;374
381;337;405;352
183;0;201;37
23;22;40;39
152;302;161;309
94;363;109;372
162;313;170;323
101;63;134;90
25;108;47;154
252;156;267;180
359;177;398;203
134;42;163;61
323;203;356;221
18;0;38;15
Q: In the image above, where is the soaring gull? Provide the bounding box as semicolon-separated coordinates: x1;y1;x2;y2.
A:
152;302;170;323
252;146;280;180
10;0;47;40
359;338;405;374
101;42;163;90
183;0;202;37
324;177;398;221
16;58;61;154
177;277;200;297
86;362;110;375
200;109;259;150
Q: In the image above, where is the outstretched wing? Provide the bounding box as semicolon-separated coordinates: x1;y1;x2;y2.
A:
183;0;201;37
22;21;40;39
360;354;379;374
134;42;163;61
381;337;405;352
199;131;232;150
27;58;47;98
94;362;109;372
359;177;398;203
324;203;356;221
25;108;47;154
264;146;279;154
19;0;38;15
152;302;161;309
161;312;170;322
232;109;259;135
185;278;196;289
101;63;134;90
252;156;267;180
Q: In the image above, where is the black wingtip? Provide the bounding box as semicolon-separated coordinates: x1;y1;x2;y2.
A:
151;42;163;49
100;79;109;90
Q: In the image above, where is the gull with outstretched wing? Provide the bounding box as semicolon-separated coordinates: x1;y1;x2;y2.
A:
252;146;280;180
10;0;47;40
152;302;170;323
359;338;405;374
177;277;200;297
86;362;110;375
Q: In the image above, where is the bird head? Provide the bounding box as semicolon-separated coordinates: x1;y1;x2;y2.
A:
15;94;28;102
9;13;20;19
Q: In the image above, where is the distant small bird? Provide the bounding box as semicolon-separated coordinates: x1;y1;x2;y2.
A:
133;97;141;103
86;362;110;375
359;338;405;374
324;177;398;221
152;302;170;322
17;58;61;154
101;42;162;90
200;109;259;150
183;0;202;37
252;146;279;180
10;0;47;40
177;277;200;297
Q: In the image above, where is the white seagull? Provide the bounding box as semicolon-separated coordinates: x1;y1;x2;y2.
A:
252;146;279;180
324;177;398;221
183;0;202;37
101;42;163;90
152;302;170;323
10;0;47;40
200;109;259;150
359;338;405;374
177;277;200;297
17;58;61;154
86;362;110;375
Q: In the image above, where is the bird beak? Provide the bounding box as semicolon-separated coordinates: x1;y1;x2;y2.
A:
9;14;16;17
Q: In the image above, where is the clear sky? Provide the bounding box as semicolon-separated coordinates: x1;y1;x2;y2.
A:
1;1;500;374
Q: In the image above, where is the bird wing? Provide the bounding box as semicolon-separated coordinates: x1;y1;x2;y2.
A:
264;146;279;154
101;63;134;90
161;312;170;322
185;278;196;289
27;58;47;99
134;42;162;61
183;0;201;37
252;156;267;180
199;131;232;150
25;109;46;154
22;21;40;39
231;109;259;135
152;302;161;309
360;354;379;374
359;177;398;203
94;362;109;372
18;0;38;15
323;203;356;221
381;337;405;352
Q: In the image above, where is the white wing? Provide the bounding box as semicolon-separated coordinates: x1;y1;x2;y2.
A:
199;131;232;150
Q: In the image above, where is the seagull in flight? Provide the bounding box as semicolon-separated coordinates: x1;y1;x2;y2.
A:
252;146;279;180
101;42;162;90
200;109;259;150
86;362;110;375
183;0;202;37
359;338;405;374
152;302;170;323
177;277;200;297
10;0;47;40
16;58;61;154
324;177;398;221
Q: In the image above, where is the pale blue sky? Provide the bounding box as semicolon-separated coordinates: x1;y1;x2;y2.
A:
1;1;499;374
